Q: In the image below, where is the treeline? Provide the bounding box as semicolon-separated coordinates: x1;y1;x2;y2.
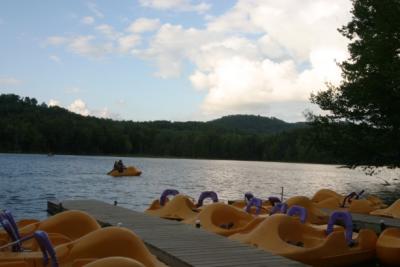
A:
0;94;337;163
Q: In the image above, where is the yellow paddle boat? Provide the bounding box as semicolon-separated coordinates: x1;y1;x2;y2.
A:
145;194;198;221
145;190;220;220
311;189;343;203
195;191;219;207
346;198;384;214
0;227;166;267
370;199;400;218
108;166;142;177
146;189;180;212
0;210;100;251
230;211;377;266
312;189;386;213
286;196;328;224
183;202;264;236
376;227;400;266
230;193;279;215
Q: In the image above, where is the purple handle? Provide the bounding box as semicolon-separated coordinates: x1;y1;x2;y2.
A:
34;231;58;267
0;219;22;252
341;192;357;207
0;227;58;267
244;192;254;203
270;202;288;215
287;205;307;224
197;191;218;207
159;189;179;206
0;219;21;251
326;211;353;245
2;210;21;239
245;197;263;214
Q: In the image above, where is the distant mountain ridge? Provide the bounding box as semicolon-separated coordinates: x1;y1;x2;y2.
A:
208;115;306;134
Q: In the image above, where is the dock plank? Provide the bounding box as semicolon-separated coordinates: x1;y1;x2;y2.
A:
48;199;306;267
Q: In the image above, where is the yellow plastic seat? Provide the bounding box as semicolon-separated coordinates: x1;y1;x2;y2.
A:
0;210;100;251
0;227;166;267
370;199;400;218
230;214;377;266
108;166;142;177
21;210;100;239
16;219;40;229
314;197;342;209
286;196;328;225
183;203;264;236
145;194;198;221
230;200;273;215
85;257;145;267
312;189;387;212
366;195;387;208
376;228;400;266
347;199;382;214
311;189;343;203
146;199;163;212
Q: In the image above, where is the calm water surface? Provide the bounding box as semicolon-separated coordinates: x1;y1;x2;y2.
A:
1;153;399;220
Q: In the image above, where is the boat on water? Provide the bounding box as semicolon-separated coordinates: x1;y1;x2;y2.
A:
107;166;142;177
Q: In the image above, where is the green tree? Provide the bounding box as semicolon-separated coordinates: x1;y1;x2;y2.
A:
311;0;400;167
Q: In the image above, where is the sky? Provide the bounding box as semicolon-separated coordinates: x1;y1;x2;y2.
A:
0;0;353;122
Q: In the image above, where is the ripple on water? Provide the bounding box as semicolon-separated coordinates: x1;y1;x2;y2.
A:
1;154;400;220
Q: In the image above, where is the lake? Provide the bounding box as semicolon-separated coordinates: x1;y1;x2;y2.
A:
1;153;399;220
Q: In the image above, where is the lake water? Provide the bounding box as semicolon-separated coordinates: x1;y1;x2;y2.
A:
1;153;400;220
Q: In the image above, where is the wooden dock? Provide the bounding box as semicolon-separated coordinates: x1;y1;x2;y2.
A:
47;199;306;267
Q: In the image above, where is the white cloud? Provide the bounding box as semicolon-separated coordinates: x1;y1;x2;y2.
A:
91;107;121;119
81;16;95;25
67;99;121;119
134;23;223;78
96;24;120;40
0;76;22;86
49;55;61;63
43;0;353;120
68;35;113;58
91;107;109;118
46;36;68;45
68;99;90;116
48;98;120;119
48;99;60;107
46;35;113;59
87;2;104;18
127;18;161;33
207;0;351;61
135;0;351;118
139;0;211;13
118;34;141;53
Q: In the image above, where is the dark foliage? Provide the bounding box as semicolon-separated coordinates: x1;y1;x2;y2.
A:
310;0;400;167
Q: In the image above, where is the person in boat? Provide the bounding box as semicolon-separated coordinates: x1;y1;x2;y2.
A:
113;161;119;171
115;160;125;173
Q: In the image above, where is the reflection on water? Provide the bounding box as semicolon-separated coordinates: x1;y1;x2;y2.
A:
0;153;399;220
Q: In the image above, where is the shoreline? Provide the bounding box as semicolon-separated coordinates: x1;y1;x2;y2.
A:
0;151;344;167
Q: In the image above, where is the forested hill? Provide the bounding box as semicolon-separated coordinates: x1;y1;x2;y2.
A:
0;93;336;163
209;115;305;134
